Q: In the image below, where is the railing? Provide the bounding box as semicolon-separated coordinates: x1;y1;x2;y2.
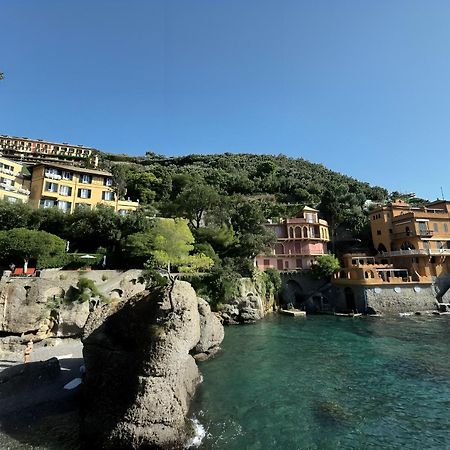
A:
45;172;62;180
0;167;16;176
0;183;16;191
382;249;450;257
393;229;433;239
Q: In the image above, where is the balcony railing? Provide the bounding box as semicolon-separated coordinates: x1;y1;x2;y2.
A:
393;229;434;239
381;248;450;257
45;172;62;180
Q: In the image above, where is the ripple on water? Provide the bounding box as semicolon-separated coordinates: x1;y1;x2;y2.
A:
190;314;450;449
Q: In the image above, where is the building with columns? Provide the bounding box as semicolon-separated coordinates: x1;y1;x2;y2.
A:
255;206;330;271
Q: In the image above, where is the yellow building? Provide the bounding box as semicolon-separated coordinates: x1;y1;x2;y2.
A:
370;199;450;277
29;163;138;214
0;156;31;203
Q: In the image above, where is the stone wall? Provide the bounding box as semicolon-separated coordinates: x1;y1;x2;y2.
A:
332;284;437;315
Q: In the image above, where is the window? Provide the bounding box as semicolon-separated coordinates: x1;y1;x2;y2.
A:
104;178;113;186
264;259;270;267
45;182;58;192
59;185;72;196
102;191;114;201
40;199;55;208
377;230;381;235
75;203;91;209
57;201;71;212
78;188;91;199
389;229;393;234
434;223;439;232
445;224;448;233
435;241;443;250
423;241;430;250
61;171;73;180
5;196;19;203
79;174;92;184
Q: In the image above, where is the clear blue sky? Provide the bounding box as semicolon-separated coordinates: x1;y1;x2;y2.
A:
1;0;449;200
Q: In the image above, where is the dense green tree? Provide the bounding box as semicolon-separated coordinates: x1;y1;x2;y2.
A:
120;231;156;267
311;254;340;280
147;218;214;275
67;205;123;251
172;184;221;229
0;228;65;268
0;201;33;230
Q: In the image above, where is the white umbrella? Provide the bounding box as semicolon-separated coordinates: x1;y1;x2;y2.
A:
79;254;96;259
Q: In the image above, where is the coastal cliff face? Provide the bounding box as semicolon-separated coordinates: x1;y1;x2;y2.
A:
220;276;276;324
81;280;224;449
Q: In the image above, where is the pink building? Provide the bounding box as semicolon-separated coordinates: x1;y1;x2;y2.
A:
255;207;330;271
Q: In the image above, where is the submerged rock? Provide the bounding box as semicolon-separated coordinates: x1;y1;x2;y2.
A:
81;281;224;449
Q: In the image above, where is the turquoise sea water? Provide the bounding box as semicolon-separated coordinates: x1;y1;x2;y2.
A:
190;315;450;449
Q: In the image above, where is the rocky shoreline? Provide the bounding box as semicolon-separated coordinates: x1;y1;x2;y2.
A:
0;280;224;450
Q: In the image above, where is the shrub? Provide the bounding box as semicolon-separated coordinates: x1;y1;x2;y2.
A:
311;254;340;280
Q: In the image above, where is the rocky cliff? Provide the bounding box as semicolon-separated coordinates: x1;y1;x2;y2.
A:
0;270;146;355
81;280;224;449
220;276;276;324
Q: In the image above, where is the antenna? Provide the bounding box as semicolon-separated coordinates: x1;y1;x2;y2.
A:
441;186;445;200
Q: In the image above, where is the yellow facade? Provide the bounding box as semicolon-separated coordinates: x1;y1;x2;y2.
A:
29;163;138;214
0;156;31;204
369;199;450;277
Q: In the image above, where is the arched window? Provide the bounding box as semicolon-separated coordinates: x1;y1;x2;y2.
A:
377;243;387;253
289;227;294;238
294;226;302;238
303;227;308;238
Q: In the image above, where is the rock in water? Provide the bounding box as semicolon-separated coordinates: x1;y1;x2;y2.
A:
194;298;224;355
81;281;221;449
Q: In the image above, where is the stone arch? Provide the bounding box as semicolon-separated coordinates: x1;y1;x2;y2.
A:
377;243;387;253
282;279;304;307
109;288;123;300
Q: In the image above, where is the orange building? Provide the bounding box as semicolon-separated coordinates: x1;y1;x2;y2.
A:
369;199;450;278
255;206;330;271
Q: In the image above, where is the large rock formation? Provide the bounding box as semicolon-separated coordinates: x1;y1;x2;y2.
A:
0;270;146;343
218;276;276;324
81;281;224;449
194;297;224;360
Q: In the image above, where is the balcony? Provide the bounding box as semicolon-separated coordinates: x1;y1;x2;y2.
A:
393;229;434;239
0;183;16;192
45;171;62;180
